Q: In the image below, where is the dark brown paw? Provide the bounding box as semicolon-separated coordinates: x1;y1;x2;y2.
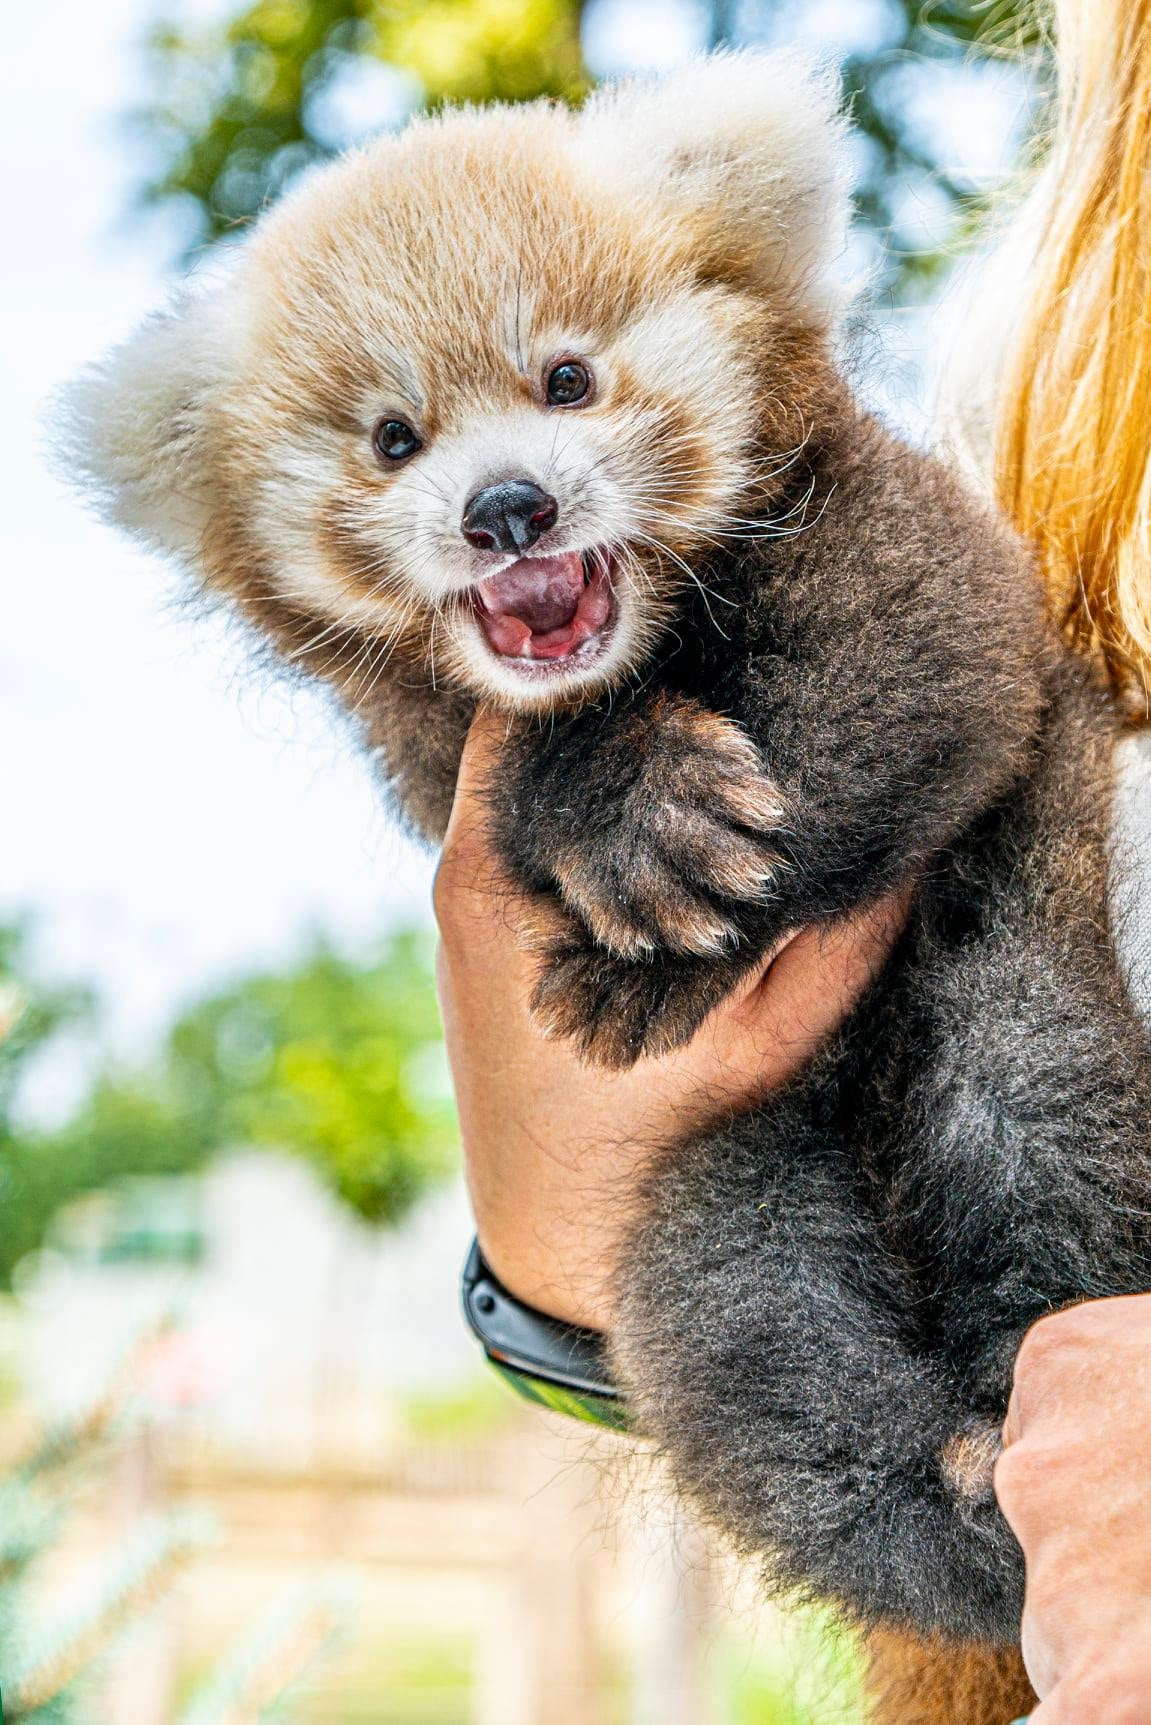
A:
550;699;787;961
530;922;747;1068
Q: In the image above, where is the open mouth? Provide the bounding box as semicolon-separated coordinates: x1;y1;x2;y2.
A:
472;550;615;672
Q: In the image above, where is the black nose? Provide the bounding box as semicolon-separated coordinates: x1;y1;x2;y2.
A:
461;480;558;554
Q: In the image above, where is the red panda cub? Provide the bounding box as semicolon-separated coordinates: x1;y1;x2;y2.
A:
66;51;1151;1724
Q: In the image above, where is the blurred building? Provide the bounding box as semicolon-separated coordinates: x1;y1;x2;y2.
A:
20;1150;477;1462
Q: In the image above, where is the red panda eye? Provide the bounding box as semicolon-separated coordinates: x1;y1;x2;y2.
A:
546;361;592;406
374;418;422;461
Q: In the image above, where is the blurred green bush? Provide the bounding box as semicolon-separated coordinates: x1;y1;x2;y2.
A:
0;923;455;1287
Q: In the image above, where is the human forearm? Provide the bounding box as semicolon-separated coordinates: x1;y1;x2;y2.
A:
995;1296;1151;1719
434;873;649;1329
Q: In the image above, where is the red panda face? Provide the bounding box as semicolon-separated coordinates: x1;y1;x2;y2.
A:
68;54;848;711
223;125;775;708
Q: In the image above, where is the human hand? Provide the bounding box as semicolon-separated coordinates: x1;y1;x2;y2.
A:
996;1295;1151;1721
433;709;911;1329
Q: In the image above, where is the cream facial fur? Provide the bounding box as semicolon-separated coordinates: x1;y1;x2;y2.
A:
64;50;849;711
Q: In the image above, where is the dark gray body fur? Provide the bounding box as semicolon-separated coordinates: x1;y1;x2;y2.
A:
358;392;1151;1643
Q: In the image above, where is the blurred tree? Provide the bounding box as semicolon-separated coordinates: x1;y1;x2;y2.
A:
135;0;1044;297
834;0;1045;296
0;925;454;1287
155;927;456;1223
0;921;227;1285
139;0;587;251
0;923;110;1289
0;925;91;1131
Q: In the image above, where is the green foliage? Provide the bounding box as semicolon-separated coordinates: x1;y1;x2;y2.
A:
2;1087;213;1289
836;0;1045;297
158;927;456;1223
716;1604;864;1725
290;1633;472;1725
138;0;587;251
0;924;104;1289
0;926;91;1126
0;923;455;1288
133;0;1045;297
400;1369;514;1444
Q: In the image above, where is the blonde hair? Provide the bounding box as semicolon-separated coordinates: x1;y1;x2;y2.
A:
995;0;1151;716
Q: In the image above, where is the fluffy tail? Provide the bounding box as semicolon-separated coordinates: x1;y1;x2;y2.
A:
865;1628;1035;1725
611;1099;1027;1646
994;0;1151;714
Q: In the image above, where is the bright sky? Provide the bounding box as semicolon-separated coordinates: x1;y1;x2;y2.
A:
1;0;1028;1073
3;0;441;1066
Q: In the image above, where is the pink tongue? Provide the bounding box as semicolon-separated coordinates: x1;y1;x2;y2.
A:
478;552;585;654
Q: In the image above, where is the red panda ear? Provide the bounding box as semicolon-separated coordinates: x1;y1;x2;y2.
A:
59;285;235;564
575;49;851;326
